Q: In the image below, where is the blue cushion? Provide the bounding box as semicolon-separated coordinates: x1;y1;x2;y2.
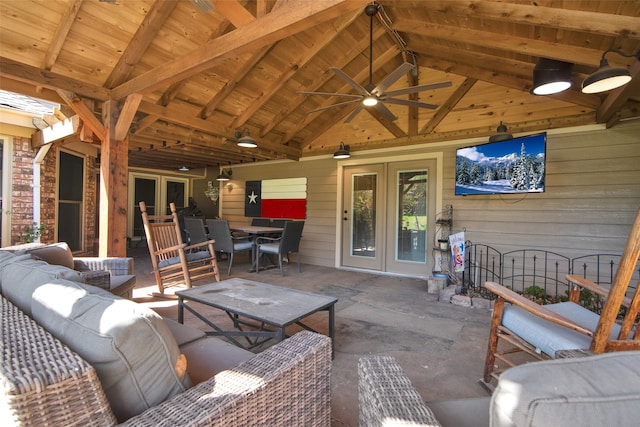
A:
501;302;621;358
158;250;211;268
258;242;280;254
233;240;253;251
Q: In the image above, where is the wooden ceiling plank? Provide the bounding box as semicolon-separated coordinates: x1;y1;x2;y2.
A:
56;89;105;138
418;0;640;40
394;17;607;68
110;0;370;99
212;0;256;27
131;114;160;135
44;0;83;70
420;77;477;134
367;108;407;138
231;9;362;129
104;0;179;89
114;93;143;140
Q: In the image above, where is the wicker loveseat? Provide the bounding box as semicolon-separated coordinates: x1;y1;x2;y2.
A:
358;354;640;427
0;250;332;426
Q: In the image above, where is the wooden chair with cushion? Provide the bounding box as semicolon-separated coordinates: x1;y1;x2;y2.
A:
139;201;220;295
483;208;640;385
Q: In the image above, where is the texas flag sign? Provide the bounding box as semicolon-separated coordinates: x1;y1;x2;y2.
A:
245;177;307;219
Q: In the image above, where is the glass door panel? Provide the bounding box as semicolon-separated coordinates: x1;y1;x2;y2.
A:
341;164;384;270
396;170;427;262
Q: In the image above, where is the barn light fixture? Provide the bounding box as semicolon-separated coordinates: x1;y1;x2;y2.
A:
530;58;573;95
582;49;640;94
178;165;190;172
333;142;351;159
488;122;513;143
216;168;232;182
235;129;258;148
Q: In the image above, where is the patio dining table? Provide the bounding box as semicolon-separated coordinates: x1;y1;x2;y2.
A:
229;224;284;272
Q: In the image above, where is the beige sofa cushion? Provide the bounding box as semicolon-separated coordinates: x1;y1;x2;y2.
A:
491;351;640;427
30;279;191;422
27;242;75;269
0;256;84;316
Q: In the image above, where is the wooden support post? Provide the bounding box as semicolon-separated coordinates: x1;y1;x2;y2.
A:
99;100;129;257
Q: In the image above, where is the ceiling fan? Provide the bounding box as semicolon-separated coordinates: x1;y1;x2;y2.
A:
299;3;452;123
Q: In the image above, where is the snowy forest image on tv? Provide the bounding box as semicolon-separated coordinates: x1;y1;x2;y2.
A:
455;133;546;195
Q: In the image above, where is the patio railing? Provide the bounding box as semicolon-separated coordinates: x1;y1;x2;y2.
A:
460;242;640;303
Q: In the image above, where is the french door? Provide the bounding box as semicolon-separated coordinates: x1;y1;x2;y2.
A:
341;160;436;276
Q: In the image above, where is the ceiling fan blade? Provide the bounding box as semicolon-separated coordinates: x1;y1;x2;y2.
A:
373;102;398;121
372;62;415;95
330;67;370;96
384;81;452;97
307;99;362;114
383;98;438;110
297;91;363;99
344;104;365;123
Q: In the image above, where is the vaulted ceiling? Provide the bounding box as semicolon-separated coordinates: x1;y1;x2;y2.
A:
1;0;639;171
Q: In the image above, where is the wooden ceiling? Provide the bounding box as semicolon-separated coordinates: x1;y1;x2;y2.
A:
1;0;639;171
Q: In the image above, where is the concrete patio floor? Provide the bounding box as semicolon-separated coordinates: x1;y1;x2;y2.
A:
127;246;492;426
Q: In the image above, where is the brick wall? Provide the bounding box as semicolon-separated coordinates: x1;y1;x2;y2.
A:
7;135;98;254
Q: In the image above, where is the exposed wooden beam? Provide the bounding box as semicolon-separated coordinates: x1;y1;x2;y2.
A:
110;0;370;99
413;0;640;40
394;17;606;68
104;0;178;89
597;60;640;125
212;0;256;27
56;89;105;138
44;0;83;70
114;93;143;140
0;57;111;101
421;77;477;134
231;9;362;129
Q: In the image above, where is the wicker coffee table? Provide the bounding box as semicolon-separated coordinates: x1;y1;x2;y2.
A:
176;278;337;354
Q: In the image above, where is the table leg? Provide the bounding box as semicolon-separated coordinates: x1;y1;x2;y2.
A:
328;304;335;358
178;296;184;324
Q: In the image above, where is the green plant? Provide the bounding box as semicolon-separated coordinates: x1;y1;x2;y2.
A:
524;285;546;302
19;222;46;243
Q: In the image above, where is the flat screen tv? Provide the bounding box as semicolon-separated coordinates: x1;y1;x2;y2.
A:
455;132;546;196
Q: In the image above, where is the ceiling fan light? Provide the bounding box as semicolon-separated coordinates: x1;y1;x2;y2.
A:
362;96;378;106
530;58;573;96
581;64;631;94
333;142;350;159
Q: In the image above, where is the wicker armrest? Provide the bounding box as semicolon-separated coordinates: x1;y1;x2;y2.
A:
121;331;331;427
74;257;134;276
358;356;442;427
0;295;116;426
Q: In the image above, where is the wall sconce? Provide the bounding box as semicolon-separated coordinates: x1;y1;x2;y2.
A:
488;122;513;143
582;49;640;94
235;129;258;148
333;142;351;159
216;168;232;181
530;58;573;95
204;181;219;203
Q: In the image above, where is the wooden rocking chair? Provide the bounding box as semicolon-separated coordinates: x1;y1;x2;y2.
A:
139;201;220;295
483;208;640;385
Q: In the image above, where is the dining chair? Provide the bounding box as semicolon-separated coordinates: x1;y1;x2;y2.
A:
482;208;640;385
270;219;288;228
251;218;271;226
206;219;254;275
255;220;304;276
184;217;209;246
139;201;220;295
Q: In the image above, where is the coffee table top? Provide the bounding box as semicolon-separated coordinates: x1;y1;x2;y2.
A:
175;278;337;327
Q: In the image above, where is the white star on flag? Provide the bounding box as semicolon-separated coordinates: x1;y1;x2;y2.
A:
248;191;258;204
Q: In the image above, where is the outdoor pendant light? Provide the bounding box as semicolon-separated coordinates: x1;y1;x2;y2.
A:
488;122;513;143
530;58;573;95
333;142;351;159
216;168;232;181
235;129;258;148
582;49;639;94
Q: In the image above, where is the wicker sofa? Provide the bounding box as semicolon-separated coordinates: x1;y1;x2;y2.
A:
358;354;640;427
0;249;332;426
